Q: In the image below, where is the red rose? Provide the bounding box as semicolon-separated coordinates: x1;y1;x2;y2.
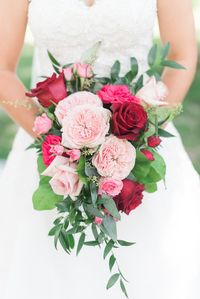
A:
42;135;62;166
26;72;67;107
111;102;148;141
140;149;154;161
97;85;140;105
114;179;144;215
147;136;162;148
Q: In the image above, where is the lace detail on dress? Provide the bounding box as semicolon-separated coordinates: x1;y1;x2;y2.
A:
28;0;157;79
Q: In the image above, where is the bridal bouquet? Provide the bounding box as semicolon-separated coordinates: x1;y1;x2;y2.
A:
27;42;183;297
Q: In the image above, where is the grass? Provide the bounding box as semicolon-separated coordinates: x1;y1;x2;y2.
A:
0;44;200;173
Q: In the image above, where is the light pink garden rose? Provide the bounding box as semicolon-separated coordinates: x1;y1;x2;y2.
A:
42;156;69;177
62;104;111;149
33;113;52;134
42;156;83;199
73;63;93;78
136;76;168;106
99;177;123;197
55;91;103;124
66;149;81;162
63;67;73;81
92;135;136;180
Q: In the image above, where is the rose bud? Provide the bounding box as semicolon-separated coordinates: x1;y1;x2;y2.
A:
147;136;162;148
63;67;73;81
66;149;81;162
26;72;67;108
140;149;154;161
33;113;52;135
94;216;103;225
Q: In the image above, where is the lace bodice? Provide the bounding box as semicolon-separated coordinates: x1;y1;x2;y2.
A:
28;0;157;81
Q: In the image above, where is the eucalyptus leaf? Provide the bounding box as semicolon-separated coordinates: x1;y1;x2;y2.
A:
102;195;121;220
148;44;157;66
80;41;102;64
111;60;120;81
161;60;186;70
103;240;114;259
102;215;117;242
106;273;120;290
120;279;129;298
117;240;135;246
47;50;61;66
76;232;86;255
109;254;116;271
161;42;170;60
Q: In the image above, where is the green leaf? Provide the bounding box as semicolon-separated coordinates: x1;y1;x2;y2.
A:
76;232;86;255
134;75;143;93
90;181;98;205
32;176;63;211
117;240;135;246
145;182;157;193
102;195;121;220
161;60;186;70
84;204;104;218
111;60;120;81
102;215;117;242
109;254;116;271
91;223;99;240
148;44;157;66
67;234;75;250
161;42;170;60
48;224;62;236
130;57;138;78
59;229;70;253
84;240;99;246
120;279;129;298
47;50;61;67
106;273;120;290
54;225;62;249
158;128;175;138
80;41;102;64
76;156;88;184
37;155;46;175
103;240;114;259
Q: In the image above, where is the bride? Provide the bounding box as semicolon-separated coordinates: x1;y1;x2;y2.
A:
0;0;200;298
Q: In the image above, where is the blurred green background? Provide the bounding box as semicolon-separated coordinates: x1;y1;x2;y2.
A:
0;1;200;174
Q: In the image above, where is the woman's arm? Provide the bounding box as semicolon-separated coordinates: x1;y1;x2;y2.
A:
158;0;197;105
0;0;39;138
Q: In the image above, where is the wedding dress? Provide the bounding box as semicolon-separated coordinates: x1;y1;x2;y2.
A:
0;0;200;298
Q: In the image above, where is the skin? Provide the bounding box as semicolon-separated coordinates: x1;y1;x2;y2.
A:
0;0;197;138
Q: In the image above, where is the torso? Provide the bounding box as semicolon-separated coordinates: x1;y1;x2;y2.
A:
28;0;157;80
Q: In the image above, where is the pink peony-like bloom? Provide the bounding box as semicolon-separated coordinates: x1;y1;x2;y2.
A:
73;63;93;78
33;113;52;135
94;216;103;225
66;149;81;162
136;76;168;106
42;156;83;199
55;91;103;124
62;104;111;149
97;84;140;105
63;67;73;81
92;135;136;180
99;177;123;197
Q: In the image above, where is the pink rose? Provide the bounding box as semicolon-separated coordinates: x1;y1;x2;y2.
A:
33;113;52;135
55;91;102;124
94;216;103;225
66;149;81;162
63;67;73;81
136;76;168;106
62;103;111;149
97;85;140;105
99;177;123;197
42;135;62;166
42;156;83;199
92;135;136;180
73;63;93;78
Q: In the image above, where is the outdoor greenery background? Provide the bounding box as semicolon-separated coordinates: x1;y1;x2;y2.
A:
0;1;200;173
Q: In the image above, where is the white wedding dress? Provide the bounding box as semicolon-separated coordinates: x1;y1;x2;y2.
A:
0;0;200;298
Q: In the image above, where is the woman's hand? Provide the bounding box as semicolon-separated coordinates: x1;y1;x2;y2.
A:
0;0;39;139
158;0;197;105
